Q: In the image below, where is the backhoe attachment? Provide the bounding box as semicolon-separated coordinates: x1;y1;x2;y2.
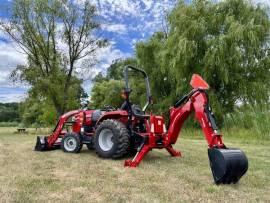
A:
125;74;248;184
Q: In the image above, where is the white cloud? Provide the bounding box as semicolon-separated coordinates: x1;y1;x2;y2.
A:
93;0;141;18
0;16;28;102
80;43;131;94
0;39;27;102
85;44;129;75
0;88;27;103
102;23;127;34
0;41;26;87
252;0;270;6
92;0;176;34
142;0;154;11
0;40;26;69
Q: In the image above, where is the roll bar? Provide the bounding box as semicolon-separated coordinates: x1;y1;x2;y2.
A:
123;65;152;111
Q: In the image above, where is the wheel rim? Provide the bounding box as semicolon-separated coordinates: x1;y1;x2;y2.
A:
98;129;114;151
64;137;77;151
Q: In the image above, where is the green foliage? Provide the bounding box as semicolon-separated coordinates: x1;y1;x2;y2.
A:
38;103;58;126
136;32;175;114
18;79;86;126
90;79;125;109
107;58;138;80
224;104;270;139
136;0;270;122
20;97;42;126
0;103;20;122
0;122;19;127
91;58;153;109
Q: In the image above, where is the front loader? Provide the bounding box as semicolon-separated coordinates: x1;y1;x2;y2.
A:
35;108;106;152
35;65;248;184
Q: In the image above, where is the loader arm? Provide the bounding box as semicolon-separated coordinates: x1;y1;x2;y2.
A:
35;110;83;151
47;110;83;147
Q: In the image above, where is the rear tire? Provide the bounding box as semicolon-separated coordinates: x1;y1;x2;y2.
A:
95;119;129;159
61;133;82;153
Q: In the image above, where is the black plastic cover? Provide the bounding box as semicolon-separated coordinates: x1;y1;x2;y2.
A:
208;148;248;184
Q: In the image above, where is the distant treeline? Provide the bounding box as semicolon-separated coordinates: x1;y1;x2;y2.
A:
0;103;20;122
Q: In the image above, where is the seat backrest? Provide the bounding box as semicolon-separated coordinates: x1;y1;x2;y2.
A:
92;110;102;122
132;104;144;116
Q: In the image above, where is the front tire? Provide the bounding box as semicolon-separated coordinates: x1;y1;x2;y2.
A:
61;133;82;153
95;119;129;159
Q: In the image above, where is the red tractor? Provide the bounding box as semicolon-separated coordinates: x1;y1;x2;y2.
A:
35;65;248;184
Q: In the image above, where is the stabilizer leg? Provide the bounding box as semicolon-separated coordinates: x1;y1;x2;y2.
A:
166;145;181;157
124;145;151;167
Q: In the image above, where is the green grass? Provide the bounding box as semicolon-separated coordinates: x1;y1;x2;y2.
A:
223;106;270;140
0;122;19;127
0;127;269;202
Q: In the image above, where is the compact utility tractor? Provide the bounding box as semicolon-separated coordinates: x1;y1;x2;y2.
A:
35;65;248;184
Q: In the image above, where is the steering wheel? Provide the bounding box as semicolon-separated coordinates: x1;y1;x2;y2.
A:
101;105;116;111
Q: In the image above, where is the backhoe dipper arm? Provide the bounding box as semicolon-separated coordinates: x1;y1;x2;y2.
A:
166;90;224;148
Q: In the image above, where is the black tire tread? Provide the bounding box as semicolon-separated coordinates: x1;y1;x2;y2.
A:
95;119;129;159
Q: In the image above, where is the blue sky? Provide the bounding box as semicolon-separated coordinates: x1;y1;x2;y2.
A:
0;0;269;103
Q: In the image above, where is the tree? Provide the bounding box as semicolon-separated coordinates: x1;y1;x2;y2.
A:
1;0;107;116
136;32;173;113
107;58;137;80
136;0;270;121
90;79;125;109
0;103;20;122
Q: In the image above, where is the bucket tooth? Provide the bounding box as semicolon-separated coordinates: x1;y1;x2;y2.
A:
208;148;248;184
34;136;48;151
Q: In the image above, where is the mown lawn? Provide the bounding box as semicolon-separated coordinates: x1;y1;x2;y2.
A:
0;127;269;202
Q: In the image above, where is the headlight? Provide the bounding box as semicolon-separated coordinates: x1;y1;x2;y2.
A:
80;127;84;134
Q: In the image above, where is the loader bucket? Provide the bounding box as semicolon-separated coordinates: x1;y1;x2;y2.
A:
34;136;48;151
208;148;248;184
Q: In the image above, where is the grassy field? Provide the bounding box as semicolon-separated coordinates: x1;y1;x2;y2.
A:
0;127;269;202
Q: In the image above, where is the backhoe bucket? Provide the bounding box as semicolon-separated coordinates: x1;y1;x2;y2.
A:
34;136;49;151
208;148;248;184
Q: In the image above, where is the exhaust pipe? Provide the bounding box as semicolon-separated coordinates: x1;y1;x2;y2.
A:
34;136;49;151
208;148;248;184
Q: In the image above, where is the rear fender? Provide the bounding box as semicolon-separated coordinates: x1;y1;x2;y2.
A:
95;110;129;127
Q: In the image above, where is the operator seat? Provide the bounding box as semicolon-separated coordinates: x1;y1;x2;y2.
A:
120;101;149;119
131;105;145;116
92;110;102;122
